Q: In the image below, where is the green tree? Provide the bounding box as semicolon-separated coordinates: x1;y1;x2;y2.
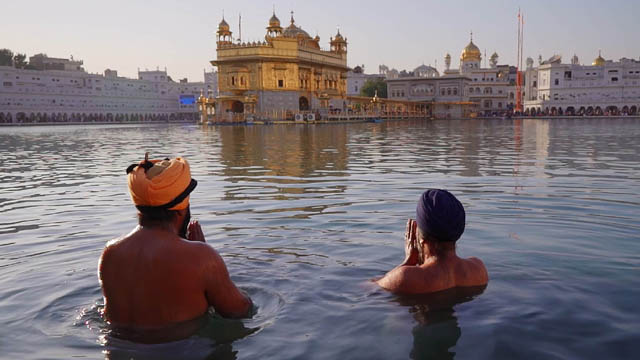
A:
0;49;14;66
13;53;27;69
360;78;387;98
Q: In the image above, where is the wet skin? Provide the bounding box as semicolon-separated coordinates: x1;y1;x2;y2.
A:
377;219;489;294
98;211;251;329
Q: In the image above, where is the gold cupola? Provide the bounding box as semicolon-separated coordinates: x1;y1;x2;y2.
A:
216;16;232;46
330;29;347;54
592;51;605;66
218;18;230;33
460;32;481;62
266;10;283;38
269;13;280;27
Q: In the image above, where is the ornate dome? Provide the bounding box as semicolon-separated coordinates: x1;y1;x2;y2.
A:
414;64;439;78
592;51;605;66
283;12;311;38
218;18;229;31
461;33;481;62
269;13;280;27
283;24;310;38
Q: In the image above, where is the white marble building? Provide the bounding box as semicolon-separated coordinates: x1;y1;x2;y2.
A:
346;65;384;96
443;34;517;114
0;54;217;123
385;34;517;118
524;53;640;116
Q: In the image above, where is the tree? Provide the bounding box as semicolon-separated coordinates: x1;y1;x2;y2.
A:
360;78;387;98
0;49;14;66
13;53;27;69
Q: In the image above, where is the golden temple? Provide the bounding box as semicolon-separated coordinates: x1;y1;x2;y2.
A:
207;11;349;122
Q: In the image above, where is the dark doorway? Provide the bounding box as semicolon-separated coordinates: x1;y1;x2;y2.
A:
299;96;310;111
231;101;244;113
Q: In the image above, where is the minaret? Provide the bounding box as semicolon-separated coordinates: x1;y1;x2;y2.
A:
216;15;232;47
330;28;347;55
266;9;283;39
571;54;579;65
444;53;451;71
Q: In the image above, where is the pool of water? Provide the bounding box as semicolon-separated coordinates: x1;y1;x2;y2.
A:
1;119;639;359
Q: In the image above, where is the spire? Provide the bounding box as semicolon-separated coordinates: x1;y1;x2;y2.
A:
470;30;473;42
290;10;295;24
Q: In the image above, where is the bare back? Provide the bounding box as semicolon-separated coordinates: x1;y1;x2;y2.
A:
377;255;488;294
99;227;251;329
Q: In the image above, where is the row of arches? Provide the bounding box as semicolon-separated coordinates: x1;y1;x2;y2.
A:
522;105;638;117
0;112;199;124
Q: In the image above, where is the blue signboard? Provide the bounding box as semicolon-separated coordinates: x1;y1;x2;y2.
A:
180;95;196;105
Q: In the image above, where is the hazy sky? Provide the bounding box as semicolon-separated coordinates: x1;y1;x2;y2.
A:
3;0;638;82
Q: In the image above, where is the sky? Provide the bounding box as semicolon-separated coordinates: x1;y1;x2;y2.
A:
2;0;638;82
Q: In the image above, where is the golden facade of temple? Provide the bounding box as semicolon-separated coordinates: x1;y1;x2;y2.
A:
209;12;349;121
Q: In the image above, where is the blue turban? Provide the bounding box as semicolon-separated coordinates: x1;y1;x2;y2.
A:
416;189;466;242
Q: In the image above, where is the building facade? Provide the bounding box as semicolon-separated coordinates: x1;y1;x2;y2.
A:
211;12;349;120
0;54;215;124
443;34;517;114
384;34;516;118
524;53;640;116
346;65;384;96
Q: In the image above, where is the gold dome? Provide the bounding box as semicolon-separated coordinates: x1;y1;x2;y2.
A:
592;51;605;66
461;39;481;62
269;13;280;27
218;18;229;31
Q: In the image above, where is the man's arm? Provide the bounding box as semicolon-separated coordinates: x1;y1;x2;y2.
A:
200;244;252;318
376;219;420;290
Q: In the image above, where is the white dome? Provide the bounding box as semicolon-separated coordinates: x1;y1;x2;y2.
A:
413;64;439;78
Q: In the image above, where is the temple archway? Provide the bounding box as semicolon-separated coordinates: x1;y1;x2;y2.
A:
586;107;594;116
595;106;603;116
231;101;244;113
630;106;637;115
299;96;310;111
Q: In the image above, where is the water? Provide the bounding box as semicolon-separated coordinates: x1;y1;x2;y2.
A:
1;119;639;359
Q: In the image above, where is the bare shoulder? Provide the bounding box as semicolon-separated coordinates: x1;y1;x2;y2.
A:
464;256;489;283
378;266;437;294
181;241;227;269
100;235;126;262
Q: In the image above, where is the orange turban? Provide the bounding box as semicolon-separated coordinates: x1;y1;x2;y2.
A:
126;155;197;212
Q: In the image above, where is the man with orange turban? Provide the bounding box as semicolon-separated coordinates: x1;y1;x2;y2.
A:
98;154;252;334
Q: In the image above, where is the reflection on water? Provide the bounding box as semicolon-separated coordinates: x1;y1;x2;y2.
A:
1;119;639;359
394;286;487;360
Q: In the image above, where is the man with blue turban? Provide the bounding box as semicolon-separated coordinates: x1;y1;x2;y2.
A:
377;189;488;294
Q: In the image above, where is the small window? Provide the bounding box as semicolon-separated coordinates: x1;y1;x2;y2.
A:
554;79;559;85
611;77;618;82
278;79;284;87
